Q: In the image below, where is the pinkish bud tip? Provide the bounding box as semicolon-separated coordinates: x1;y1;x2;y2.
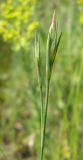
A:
49;11;56;33
51;11;56;27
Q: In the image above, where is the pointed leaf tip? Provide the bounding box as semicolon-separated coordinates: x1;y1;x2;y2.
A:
49;10;56;34
52;10;56;27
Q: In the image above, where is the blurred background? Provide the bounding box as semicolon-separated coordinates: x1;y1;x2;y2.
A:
0;0;83;160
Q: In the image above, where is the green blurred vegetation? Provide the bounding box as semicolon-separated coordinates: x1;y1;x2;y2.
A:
0;0;83;160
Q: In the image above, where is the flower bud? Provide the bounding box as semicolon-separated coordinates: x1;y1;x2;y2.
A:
49;11;56;34
46;11;62;81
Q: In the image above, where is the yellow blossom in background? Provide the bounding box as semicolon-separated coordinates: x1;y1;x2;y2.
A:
7;0;12;5
28;22;39;33
3;30;19;41
79;14;83;25
60;131;71;160
0;0;39;49
32;0;37;5
0;21;9;35
3;32;13;41
63;141;71;159
77;0;83;4
19;0;30;3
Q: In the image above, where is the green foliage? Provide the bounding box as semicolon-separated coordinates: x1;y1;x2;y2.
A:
0;0;39;50
0;0;83;160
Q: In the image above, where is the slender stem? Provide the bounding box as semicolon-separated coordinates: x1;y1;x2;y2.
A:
39;81;43;129
40;78;50;160
37;66;44;157
39;78;43;148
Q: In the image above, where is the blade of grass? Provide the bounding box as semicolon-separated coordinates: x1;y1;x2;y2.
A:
35;35;44;158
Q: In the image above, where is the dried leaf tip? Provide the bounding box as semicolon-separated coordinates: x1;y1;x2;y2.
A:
49;11;56;33
51;10;56;27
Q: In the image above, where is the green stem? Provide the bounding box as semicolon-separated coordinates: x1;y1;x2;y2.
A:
40;78;50;160
37;66;43;156
39;79;43;149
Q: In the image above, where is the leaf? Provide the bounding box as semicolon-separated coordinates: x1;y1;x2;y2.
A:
52;31;62;64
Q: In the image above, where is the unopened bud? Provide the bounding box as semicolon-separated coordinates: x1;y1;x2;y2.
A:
49;11;56;33
46;11;62;78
